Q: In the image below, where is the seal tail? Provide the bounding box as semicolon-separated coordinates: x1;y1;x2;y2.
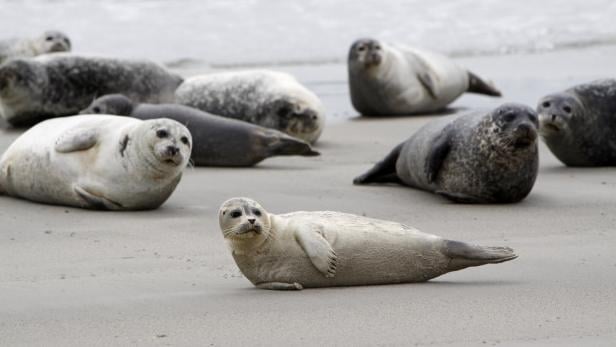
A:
443;240;517;272
266;134;320;157
466;71;502;97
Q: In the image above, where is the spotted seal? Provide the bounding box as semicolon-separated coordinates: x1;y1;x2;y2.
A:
348;38;502;116
175;70;325;143
0;115;191;210
0;54;183;126
0;30;71;64
218;197;517;290
537;79;616;166
80;94;319;167
354;103;539;203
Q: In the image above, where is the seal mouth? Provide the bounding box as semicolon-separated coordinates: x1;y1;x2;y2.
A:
514;137;535;148
542;123;560;133
48;43;68;52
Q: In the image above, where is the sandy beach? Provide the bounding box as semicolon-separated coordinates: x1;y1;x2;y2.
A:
1;45;616;346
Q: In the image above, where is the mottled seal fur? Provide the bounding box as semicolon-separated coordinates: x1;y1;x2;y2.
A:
537;79;616;166
218;197;517;290
0;115;191;210
80;94;319;167
0;54;183;126
354;103;539;203
175;70;325;143
348;38;501;116
0;30;71;64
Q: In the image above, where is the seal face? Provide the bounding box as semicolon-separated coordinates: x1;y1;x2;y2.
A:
175;70;325;144
0;30;71;64
80;94;320;167
354;103;539;203
219;197;517;290
537;79;616;166
0;54;183;126
0;115;191;210
348;38;501;116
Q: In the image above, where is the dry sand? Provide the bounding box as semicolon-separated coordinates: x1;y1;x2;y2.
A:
1;46;616;346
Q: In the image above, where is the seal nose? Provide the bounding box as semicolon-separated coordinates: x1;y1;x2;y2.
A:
248;218;256;224
166;145;179;156
551;114;557;122
517;123;534;135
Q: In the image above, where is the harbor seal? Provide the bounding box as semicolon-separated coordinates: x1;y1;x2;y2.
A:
537;79;616;166
0;30;71;64
175;70;325;144
218;197;517;290
0;54;183;126
80;94;320;167
0;115;191;210
348;38;502;116
354;103;539;203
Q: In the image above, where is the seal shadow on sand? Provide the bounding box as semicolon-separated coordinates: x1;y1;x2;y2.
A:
348;106;469;122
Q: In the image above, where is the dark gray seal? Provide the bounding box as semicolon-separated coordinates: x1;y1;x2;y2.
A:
174;70;325;144
354;103;539;203
0;54;183;126
0;30;71;64
537;79;616;166
348;38;502;116
80;94;319;167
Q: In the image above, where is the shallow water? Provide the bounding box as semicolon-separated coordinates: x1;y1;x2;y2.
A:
1;0;615;66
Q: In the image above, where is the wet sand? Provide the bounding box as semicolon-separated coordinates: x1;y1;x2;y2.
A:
1;46;616;346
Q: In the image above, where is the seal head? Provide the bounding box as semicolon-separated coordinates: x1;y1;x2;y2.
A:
36;31;72;54
134;118;192;169
348;38;383;70
80;94;135;116
219;198;272;253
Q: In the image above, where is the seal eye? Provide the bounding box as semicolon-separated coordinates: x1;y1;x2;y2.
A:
156;129;169;138
503;113;516;122
357;45;366;52
563;105;572;113
253;209;261;217
45;36;54;41
92;106;101;113
231;211;242;218
180;136;190;146
542;101;550;108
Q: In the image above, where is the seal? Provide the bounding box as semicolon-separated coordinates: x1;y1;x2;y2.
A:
0;115;191;210
348;38;502;116
80;94;320;167
175;70;325;144
354;103;539;203
537;79;616;166
0;54;183;126
0;30;71;64
218;197;517;290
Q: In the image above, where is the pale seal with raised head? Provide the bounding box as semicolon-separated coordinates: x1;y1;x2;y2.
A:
348;38;502;116
0;54;183;126
537;79;616;166
0;115;191;210
0;30;71;64
80;94;319;167
175;70;325;144
218;197;517;290
354;103;539;203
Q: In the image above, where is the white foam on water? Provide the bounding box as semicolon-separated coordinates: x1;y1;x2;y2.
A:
1;0;615;65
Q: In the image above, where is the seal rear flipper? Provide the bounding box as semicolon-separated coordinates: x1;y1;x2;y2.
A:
265;133;320;157
443;240;517;272
55;128;98;153
294;226;337;278
74;185;123;210
425;131;451;183
466;71;502;97
256;282;303;290
353;142;403;185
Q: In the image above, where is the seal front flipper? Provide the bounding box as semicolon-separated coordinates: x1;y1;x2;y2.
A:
425;130;451;183
74;185;123;210
294;225;337;278
443;240;517;272
55;128;98;153
467;71;502;97
353;142;403;185
256;282;303;291
413;54;439;99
